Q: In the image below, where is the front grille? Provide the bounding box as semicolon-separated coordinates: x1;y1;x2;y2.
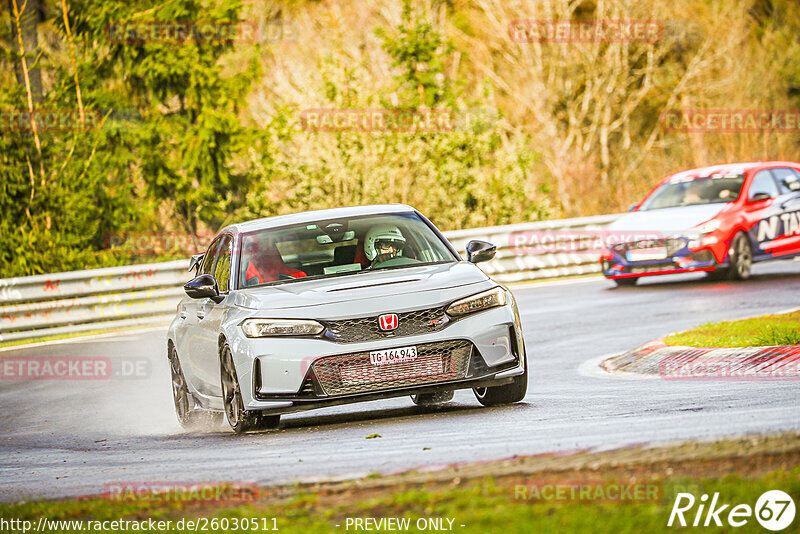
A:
629;262;677;273
612;238;685;258
310;339;473;396
322;306;452;343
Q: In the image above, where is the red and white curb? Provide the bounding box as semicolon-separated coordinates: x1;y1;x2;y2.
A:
598;340;800;380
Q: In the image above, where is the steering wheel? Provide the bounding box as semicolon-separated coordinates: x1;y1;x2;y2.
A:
368;256;421;269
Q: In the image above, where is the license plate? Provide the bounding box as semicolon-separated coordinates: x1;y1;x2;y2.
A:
627;247;668;262
369;346;418;366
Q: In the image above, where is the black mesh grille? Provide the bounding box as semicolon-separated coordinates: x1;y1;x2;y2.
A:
629;262;677;273
310;339;473;396
321;306;452;343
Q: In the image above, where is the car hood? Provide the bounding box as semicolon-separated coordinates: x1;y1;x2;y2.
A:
609;204;727;234
232;262;493;315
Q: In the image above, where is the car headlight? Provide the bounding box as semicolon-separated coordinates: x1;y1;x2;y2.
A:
682;219;721;241
241;318;324;337
446;287;507;317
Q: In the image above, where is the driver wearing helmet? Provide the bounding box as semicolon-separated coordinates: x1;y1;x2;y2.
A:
683;179;709;205
364;224;406;266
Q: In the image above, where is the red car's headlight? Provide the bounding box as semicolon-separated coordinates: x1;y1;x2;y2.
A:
682;219;722;248
682;219;722;241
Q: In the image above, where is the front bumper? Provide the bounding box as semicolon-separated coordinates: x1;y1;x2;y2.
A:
601;238;725;279
231;304;525;414
252;357;524;415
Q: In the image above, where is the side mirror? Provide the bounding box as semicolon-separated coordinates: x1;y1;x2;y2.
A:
466;240;497;263
749;192;772;202
788;181;800;191
184;274;221;301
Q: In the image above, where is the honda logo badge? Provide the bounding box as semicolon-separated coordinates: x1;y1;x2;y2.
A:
378;314;399;331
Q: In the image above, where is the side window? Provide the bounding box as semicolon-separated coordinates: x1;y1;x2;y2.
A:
213;236;233;292
748;170;779;200
771;168;800;195
200;238;220;275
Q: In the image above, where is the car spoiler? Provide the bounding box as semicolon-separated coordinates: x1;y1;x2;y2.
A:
188;253;204;275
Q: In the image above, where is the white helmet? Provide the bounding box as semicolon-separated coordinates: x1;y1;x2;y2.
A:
364;224;406;261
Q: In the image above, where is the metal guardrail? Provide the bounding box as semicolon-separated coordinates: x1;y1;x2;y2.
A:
0;261;189;342
0;214;622;342
445;213;621;282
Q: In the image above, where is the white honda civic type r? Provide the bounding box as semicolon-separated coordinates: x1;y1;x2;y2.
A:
167;205;528;433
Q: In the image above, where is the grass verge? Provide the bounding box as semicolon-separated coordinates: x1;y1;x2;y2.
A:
1;433;799;533
664;310;800;348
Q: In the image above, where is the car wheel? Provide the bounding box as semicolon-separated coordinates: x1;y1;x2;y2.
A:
169;346;194;428
169;346;224;430
726;232;753;280
220;344;280;434
613;277;638;286
473;355;528;406
411;390;454;406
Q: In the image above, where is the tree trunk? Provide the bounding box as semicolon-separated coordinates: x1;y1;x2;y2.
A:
8;0;43;103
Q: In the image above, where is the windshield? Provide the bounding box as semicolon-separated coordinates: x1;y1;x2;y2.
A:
639;176;745;211
237;212;457;288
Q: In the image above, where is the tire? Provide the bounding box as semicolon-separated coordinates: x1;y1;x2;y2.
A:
220;344;280;433
473;354;528;406
723;232;753;281
411;390;454;406
169;346;224;431
613;277;638;287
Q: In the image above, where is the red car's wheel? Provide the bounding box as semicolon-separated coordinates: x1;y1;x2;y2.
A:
710;232;752;281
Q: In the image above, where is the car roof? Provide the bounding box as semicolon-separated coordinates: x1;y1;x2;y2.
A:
664;161;799;182
220;204;418;235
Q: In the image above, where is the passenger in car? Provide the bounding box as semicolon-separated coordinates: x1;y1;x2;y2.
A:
718;188;735;200
682;180;710;205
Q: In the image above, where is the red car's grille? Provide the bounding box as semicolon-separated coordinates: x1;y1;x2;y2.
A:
612;238;685;258
310;339;473;396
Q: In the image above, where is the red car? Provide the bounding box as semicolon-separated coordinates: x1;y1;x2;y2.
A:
601;161;800;285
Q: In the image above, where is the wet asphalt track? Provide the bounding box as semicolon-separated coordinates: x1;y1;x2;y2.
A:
1;261;800;502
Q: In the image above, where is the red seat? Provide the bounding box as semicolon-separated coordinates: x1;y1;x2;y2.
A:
245;242;306;284
353;239;370;267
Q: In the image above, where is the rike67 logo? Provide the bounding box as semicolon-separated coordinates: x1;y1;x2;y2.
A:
668;490;795;531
